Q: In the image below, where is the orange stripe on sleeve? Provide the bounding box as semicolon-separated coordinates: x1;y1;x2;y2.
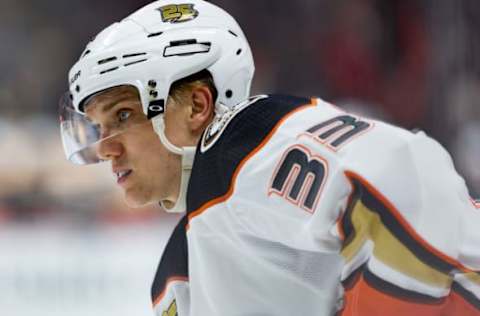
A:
339;273;480;316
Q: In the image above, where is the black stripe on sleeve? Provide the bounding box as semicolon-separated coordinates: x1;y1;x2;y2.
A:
363;267;445;305
344;176;457;275
341;181;362;249
341;263;365;290
451;281;480;311
358;178;456;274
341;264;445;305
151;215;189;303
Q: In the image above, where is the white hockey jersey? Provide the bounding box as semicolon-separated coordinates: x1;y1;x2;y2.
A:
151;95;480;316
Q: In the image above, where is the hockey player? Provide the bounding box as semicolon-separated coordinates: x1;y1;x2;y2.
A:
59;1;480;315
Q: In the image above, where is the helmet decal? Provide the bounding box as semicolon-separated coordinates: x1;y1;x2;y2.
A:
158;4;199;23
69;70;81;86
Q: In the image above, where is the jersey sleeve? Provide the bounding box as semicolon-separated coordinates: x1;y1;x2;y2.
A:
337;129;480;316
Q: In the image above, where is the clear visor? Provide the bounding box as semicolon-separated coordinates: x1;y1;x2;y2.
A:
59;92;103;164
58;90;150;165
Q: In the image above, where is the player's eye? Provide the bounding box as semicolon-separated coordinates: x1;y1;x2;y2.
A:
117;109;132;122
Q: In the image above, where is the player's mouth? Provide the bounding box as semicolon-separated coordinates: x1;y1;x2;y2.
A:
115;170;133;185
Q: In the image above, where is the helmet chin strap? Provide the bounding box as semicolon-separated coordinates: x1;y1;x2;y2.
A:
151;115;196;213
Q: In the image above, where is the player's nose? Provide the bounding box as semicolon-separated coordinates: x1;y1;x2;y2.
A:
96;136;123;161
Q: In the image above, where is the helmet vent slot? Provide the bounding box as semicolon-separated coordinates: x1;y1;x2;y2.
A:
100;67;119;74
228;30;238;37
170;39;197;46
98;57;117;65
123;53;146;58
81;50;91;58
164;42;211;57
124;59;148;67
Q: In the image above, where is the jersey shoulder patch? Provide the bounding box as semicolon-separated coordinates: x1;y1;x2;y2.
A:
200;95;268;153
188;94;314;214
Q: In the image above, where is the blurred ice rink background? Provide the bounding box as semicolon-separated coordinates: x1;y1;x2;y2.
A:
0;0;479;315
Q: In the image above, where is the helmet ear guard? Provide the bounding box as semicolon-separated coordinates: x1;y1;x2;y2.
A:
61;0;255;213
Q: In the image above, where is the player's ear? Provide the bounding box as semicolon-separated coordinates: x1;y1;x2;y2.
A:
189;85;215;133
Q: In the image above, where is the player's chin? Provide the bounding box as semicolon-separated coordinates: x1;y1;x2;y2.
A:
123;188;154;208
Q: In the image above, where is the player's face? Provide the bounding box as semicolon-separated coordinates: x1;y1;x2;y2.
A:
84;86;182;208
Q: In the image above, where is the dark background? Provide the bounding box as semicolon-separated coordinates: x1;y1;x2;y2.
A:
0;0;478;224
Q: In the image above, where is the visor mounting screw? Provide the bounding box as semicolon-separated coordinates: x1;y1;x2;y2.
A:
150;90;158;98
148;80;157;88
75;85;80;92
226;89;233;98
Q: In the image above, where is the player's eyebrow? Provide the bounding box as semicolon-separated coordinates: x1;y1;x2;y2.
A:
99;94;135;114
85;93;136;120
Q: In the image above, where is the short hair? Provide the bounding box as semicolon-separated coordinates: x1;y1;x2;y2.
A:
168;69;218;105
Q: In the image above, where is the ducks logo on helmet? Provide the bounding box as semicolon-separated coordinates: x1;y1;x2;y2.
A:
158;4;199;23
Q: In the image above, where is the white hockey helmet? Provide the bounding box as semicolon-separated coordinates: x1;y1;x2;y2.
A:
59;0;254;212
60;0;254;164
